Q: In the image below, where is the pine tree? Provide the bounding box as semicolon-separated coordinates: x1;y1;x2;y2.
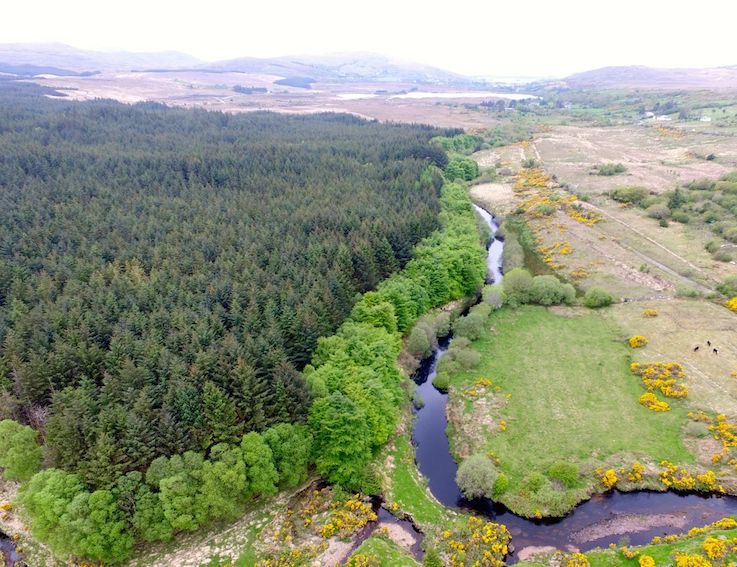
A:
202;381;239;446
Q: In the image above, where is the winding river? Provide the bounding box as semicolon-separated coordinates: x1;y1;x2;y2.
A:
411;204;737;559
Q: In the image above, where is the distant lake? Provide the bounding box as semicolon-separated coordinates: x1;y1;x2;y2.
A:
390;91;537;100
336;93;379;100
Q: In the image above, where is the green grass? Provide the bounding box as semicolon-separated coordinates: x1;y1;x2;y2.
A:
386;435;452;528
449;305;693;516
349;535;420;566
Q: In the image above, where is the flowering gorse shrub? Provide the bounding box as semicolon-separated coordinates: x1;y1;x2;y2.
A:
725;296;737;313
564;552;590;567
628;335;649;348
595;468;618;489
631;362;688;411
320;496;377;539
658;461;723;492
702;537;727;560
674;553;712;567
626;462;646;482
441;516;511;567
639;555;655;567
643;309;658;317
640;392;670;411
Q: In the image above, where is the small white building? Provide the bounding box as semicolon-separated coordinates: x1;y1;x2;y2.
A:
700;115;712;122
656;115;672;121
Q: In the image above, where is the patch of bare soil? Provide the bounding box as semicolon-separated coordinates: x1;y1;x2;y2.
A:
516;545;564;561
570;512;687;544
470;183;516;216
381;521;419;550
319;538;355;567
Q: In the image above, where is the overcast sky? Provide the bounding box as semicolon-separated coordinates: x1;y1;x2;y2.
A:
4;0;737;78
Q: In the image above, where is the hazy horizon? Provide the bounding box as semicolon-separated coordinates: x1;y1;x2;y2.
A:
4;0;737;78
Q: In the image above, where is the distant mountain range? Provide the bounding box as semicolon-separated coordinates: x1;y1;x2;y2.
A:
561;65;737;89
0;43;473;85
0;43;202;75
0;44;735;90
199;52;471;84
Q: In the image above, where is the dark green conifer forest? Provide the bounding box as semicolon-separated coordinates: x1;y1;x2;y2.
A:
0;81;449;473
0;81;487;563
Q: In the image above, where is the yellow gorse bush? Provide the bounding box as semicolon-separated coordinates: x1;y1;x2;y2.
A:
443;516;511;567
639;392;670;412
595;468;618;489
702;537;727;560
626;462;646;482
643;309;658;317
674;553;712;567
565;552;590;567
726;296;737;313
639;555;656;567
631;362;688;411
628;335;649;348
658;461;723;492
514;168;551;191
320;496;377;539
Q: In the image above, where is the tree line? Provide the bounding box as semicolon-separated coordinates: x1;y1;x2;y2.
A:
0;172;487;564
0;80;455;485
0;82;488;563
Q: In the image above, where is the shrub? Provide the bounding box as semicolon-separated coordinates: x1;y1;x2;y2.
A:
717;275;737;297
534;203;557;216
628;335;648;348
724;227;737;243
584;288;613;308
716;180;737;194
522;158;539;169
684;421;709;438
675;286;703;298
452;304;491;340
455;348;481;370
713;249;734;262
483;284;505;308
726;296;737;314
671;211;691;223
0;419;42;481
547;462;580;488
529;275;575;306
689;178;715;191
503;268;533;306
434;312;451;338
456;454;498;499
423;549;443;567
432;372;450;392
595;163;626;176
610;186;650;205
521;471;548;493
705;240;721;254
643;309;658;317
646;204;671;220
407;325;432;359
501;231;524;272
492;473;510;497
446;156;480;181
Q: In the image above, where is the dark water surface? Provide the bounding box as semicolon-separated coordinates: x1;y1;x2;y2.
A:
409;204;737;559
0;531;21;567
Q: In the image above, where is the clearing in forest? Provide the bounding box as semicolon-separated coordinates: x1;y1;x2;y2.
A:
447;305;694;517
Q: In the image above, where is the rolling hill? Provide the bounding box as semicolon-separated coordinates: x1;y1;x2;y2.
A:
563;65;737;90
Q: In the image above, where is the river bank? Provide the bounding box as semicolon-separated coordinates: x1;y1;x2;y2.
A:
403;201;737;563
